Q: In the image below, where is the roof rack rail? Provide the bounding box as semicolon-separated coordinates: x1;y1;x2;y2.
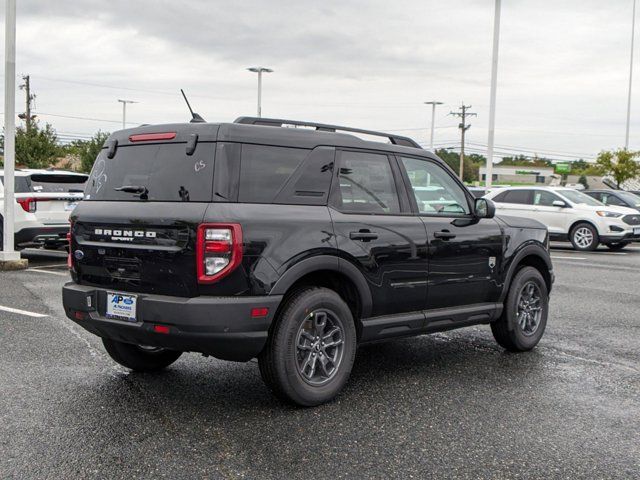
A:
234;117;422;149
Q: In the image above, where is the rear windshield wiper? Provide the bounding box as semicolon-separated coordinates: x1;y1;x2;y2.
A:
114;185;149;200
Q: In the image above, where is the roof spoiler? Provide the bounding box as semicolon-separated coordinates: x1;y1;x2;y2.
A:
234;117;422;149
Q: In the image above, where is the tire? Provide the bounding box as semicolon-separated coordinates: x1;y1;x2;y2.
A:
491;266;549;352
605;242;629;251
102;338;182;372
569;222;599;251
258;287;357;407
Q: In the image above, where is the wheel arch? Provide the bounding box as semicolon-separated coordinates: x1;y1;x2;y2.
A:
270;255;373;328
568;219;600;237
500;244;553;303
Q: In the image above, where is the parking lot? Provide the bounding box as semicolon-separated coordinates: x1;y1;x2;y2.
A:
1;244;639;479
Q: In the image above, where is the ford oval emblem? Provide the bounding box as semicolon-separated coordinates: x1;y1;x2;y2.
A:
74;250;85;261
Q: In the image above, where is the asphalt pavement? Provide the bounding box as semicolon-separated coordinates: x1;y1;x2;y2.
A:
1;245;639;479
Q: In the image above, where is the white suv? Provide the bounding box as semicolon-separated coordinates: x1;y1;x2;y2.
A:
0;169;87;250
484;186;640;251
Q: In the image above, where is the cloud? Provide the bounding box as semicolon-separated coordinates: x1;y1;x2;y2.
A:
0;0;637;158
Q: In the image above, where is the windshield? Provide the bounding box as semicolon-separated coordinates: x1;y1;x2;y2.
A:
85;143;215;202
618;191;640;207
559;189;604;206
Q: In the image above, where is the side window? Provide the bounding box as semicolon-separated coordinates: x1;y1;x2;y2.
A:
603;194;624;206
238;145;308;203
492;190;508;203
502;189;533;205
400;156;470;215
334;151;400;214
533;190;561;206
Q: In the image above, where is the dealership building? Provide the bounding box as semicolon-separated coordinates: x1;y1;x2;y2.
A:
479;166;556;184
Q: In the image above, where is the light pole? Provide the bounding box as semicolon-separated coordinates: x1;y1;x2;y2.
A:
1;0;21;264
117;99;138;130
247;67;273;117
625;0;637;150
485;0;502;188
424;101;443;150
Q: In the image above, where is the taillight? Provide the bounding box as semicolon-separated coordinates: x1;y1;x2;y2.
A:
17;197;37;213
196;223;242;284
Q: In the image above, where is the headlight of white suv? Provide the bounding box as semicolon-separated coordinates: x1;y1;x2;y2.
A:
596;211;623;218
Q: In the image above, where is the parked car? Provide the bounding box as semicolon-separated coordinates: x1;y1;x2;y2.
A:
583;189;640;212
63;118;553;406
484;186;640;251
467;186;504;198
0;169;87;250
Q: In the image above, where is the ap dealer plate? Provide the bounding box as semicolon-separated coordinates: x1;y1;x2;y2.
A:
106;292;137;322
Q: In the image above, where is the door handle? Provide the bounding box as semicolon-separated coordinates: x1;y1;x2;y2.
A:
350;230;379;242
434;230;456;240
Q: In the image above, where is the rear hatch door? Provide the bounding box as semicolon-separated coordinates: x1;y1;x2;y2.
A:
71;124;218;297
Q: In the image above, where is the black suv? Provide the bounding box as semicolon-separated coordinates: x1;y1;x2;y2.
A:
63;117;553;406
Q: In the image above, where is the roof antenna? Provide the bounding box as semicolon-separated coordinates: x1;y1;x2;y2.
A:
180;89;205;123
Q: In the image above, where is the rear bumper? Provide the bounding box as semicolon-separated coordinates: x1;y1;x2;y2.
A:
16;225;68;247
62;282;282;362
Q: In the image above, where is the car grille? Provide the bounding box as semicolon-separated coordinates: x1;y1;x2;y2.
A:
623;214;640;225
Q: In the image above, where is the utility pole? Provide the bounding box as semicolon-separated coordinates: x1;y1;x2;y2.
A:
18;75;36;133
625;0;637;149
449;103;477;180
117;99;138;129
424;101;443;150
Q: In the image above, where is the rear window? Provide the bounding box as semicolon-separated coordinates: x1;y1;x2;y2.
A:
0;175;31;193
84;143;215;202
493;189;533;205
28;174;87;193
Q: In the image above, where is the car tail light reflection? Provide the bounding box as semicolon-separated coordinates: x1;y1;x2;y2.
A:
196;224;242;284
67;223;73;269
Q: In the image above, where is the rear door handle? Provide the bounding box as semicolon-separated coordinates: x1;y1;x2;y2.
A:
433;230;456;240
350;230;379;242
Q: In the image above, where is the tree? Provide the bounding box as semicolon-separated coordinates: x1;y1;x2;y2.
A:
578;174;589;189
434;148;483;183
69;131;110;173
596;149;640;188
1;122;63;168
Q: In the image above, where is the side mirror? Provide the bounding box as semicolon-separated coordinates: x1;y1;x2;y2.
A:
552;200;567;208
475;198;496;219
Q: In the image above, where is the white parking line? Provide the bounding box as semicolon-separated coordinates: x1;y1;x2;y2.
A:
28;263;68;269
26;268;68;276
0;305;49;318
551;256;587;260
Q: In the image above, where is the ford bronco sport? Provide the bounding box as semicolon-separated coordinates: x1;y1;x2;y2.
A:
63;117;553;406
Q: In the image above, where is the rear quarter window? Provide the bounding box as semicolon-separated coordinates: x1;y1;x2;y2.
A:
239;144;307;203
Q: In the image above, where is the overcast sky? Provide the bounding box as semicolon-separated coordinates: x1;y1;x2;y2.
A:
1;0;638;162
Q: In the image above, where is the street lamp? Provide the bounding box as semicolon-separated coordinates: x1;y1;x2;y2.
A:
247;67;273;118
485;0;502;188
625;0;637;150
117;99;138;130
424;101;443;150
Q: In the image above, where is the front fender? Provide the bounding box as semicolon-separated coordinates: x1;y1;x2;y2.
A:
499;242;553;304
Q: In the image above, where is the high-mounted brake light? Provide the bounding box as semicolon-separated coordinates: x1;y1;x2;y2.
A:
196;223;242;284
17;197;37;213
129;132;176;142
